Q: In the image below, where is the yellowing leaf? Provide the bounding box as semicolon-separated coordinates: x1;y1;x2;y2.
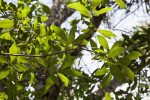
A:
0;19;14;28
93;7;113;16
58;73;69;87
41;17;48;22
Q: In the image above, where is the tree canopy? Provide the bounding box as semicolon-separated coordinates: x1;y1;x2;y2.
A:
0;0;149;100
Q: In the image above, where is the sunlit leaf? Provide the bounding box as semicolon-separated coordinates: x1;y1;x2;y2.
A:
0;70;9;80
58;73;69;87
93;7;113;16
105;92;111;100
97;30;116;39
0;19;14;28
30;73;35;85
80;39;88;45
91;0;102;11
9;43;18;62
41;17;49;22
115;0;126;9
126;51;141;60
97;35;109;51
95;67;109;76
0;56;8;64
67;2;90;13
17;56;30;64
94;49;106;53
40;23;46;37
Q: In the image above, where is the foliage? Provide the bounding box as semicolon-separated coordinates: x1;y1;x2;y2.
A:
0;0;149;100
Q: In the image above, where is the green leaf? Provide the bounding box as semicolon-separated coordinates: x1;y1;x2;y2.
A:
58;73;69;87
79;10;90;17
97;35;109;51
17;56;30;64
93;7;113;16
67;2;90;13
30;73;35;85
40;23;46;37
109;62;124;83
108;47;124;59
94;49;106;53
9;43;18;62
0;70;9;80
80;39;88;45
50;73;59;85
0;19;14;28
95;67;109;76
15;64;29;72
74;34;86;45
91;0;102;11
115;0;126;9
105;92;111;100
126;51;141;60
45;77;54;90
97;30;116;39
90;39;97;50
41;17;48;22
67;25;76;44
101;73;112;88
121;65;134;81
111;41;124;50
59;69;82;76
42;4;51;14
21;6;30;18
0;56;8;64
59;53;75;70
51;25;67;42
0;32;14;41
119;57;130;66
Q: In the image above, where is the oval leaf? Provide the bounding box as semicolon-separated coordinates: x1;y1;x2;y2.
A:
59;69;82;76
95;67;109;76
108;47;124;59
97;35;109;51
126;51;141;60
105;92;111;100
97;30;116;39
0;19;14;28
91;0;103;11
93;7;113;16
58;73;69;87
121;65;134;81
115;0;126;9
0;70;10;80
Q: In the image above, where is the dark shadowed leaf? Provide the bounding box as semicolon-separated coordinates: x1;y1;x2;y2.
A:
126;51;141;60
